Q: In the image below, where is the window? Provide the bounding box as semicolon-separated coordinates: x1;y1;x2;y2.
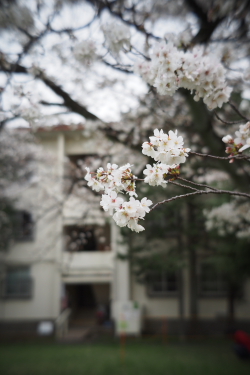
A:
2;267;33;299
15;211;34;241
147;271;179;297
199;263;227;297
64;224;111;252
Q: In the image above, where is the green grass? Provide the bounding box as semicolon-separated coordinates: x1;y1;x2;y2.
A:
0;339;249;375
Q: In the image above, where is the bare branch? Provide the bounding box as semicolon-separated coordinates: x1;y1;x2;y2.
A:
190;151;250;161
39;101;65;107
228;101;250;122
177;177;218;191
169;180;199;192
86;0;160;40
214;111;244;125
151;189;250;212
0;59;101;121
102;59;133;74
50;14;97;34
185;0;225;45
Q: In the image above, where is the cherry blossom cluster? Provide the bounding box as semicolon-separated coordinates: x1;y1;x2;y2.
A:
205;201;250;238
135;41;232;110
73;40;97;67
141;129;189;186
143;163;180;187
142;129;190;164
84;129;191;232
101;193;152;232
222;121;250;155
85;163;137;196
85;163;153;232
102;22;131;56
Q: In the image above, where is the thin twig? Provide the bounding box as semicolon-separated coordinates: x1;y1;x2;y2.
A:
168;180;199;192
228;101;250;121
214;111;243;125
190;151;229;160
190;151;250;161
131;46;150;61
150;189;250;212
177;177;218;191
50;14;97;34
102;59;133;74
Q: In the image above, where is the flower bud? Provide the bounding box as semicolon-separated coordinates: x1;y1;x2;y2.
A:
222;135;233;144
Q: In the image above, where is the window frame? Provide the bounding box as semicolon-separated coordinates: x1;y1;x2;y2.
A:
199;263;228;298
14;210;34;242
64;223;111;252
146;270;179;298
1;266;33;300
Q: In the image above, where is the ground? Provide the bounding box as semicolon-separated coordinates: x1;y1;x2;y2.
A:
0;339;249;375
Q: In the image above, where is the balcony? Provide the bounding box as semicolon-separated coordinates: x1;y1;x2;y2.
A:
62;223;113;283
61;251;114;283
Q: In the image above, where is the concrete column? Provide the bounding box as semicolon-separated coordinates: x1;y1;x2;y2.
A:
110;223;130;318
55;133;65;317
57;133;65;179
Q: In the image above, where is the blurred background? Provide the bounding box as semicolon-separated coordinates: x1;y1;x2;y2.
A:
0;1;250;374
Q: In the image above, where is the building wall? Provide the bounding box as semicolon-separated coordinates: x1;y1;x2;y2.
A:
0;263;61;321
0;133;62;322
0;130;115;328
131;278;179;318
132;272;250;321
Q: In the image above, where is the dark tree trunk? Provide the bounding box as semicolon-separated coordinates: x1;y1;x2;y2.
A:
177;220;185;341
227;285;236;326
187;202;199;335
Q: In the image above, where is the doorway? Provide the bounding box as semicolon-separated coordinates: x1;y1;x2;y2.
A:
66;283;110;327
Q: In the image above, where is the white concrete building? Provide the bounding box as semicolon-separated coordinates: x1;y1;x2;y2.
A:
0;125;250;337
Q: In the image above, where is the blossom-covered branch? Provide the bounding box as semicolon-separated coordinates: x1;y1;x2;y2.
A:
135;41;232;110
85;126;250;233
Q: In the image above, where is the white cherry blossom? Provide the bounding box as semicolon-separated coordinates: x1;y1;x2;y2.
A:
127;219;145;233
73;40;97;67
135;39;232;110
102;22;131;57
142;128;190;166
222;121;250;154
143;164;168;187
100;191;124;215
140;197;153;213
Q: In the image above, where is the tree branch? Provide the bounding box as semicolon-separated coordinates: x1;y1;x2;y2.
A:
0;60;100;121
177;177;218;191
214;111;244;125
169;180;199;192
150;189;250;212
185;0;225;45
190;151;250;161
228;101;250;121
86;0;160;40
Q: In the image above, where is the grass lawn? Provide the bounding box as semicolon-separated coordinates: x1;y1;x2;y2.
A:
0;339;249;375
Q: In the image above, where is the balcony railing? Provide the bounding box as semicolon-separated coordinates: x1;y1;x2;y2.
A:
61;252;114;283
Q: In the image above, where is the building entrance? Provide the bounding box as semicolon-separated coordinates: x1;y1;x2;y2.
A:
66;283;110;327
